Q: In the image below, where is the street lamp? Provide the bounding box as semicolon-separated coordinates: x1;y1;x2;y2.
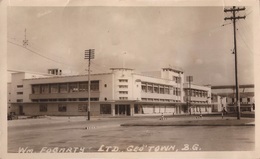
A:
85;49;95;120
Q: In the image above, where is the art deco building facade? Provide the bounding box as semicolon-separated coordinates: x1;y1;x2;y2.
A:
8;67;212;116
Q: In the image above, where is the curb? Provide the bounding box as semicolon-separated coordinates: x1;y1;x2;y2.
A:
120;124;255;127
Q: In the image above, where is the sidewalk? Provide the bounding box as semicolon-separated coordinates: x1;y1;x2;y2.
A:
121;116;255;126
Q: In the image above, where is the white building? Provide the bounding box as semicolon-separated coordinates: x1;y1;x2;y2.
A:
8;67;212;116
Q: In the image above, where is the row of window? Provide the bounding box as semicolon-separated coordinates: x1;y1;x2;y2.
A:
185;89;208;98
141;83;181;96
32;81;99;94
32;98;99;102
119;97;128;100
39;104;112;114
39;104;88;112
141;98;181;103
230;97;253;103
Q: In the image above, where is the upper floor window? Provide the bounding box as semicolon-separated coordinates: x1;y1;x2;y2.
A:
40;84;49;94
79;82;88;92
119;91;128;94
69;83;78;92
90;81;99;91
50;84;59;93
119;85;128;88
119;97;128;100
153;85;159;93
17;99;23;102
59;83;68;93
17;92;23;95
32;85;40;94
119;79;128;82
17;85;23;88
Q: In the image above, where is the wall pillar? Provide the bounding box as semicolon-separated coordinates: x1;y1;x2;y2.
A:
130;103;134;116
111;103;115;116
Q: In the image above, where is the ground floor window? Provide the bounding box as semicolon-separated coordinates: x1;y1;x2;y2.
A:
100;104;111;114
58;104;67;112
39;104;47;112
78;104;87;112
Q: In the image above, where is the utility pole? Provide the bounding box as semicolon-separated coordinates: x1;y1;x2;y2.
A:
23;28;28;47
85;49;95;120
224;6;246;120
186;76;193;115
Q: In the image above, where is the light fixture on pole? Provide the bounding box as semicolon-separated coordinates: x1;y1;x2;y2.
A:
84;49;95;120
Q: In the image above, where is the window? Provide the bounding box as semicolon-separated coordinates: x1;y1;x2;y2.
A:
32;99;39;102
69;83;78;92
100;104;111;114
176;88;181;96
17;85;23;88
91;81;99;91
32;85;40;94
173;76;181;83
173;87;176;95
147;85;153;93
59;83;68;93
142;85;147;92
160;87;164;94
91;98;99;101
68;98;77;101
79;98;88;101
154;85;159;93
39;99;48;102
17;92;23;95
247;98;251;102
39;104;47;112
79;82;88;92
119;85;128;88
119;79;128;82
58;104;67;112
58;98;67;101
40;84;49;94
119;97;128;100
78;104;87;112
50;84;58;93
17;99;23;102
119;91;128;94
165;86;170;94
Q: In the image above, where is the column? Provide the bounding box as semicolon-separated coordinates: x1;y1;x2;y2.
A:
111;103;115;116
130;103;134;116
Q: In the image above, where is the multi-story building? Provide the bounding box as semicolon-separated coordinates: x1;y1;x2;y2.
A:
8;67;212;116
211;85;255;112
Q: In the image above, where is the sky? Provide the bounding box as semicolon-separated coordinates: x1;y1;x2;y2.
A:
7;5;255;85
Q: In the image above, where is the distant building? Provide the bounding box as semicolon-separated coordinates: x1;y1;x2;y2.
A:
211;85;254;112
8;67;212;116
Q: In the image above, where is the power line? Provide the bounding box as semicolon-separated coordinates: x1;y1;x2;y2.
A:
8;40;78;68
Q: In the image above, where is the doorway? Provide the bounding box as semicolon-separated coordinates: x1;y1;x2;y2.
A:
19;105;24;115
115;104;130;116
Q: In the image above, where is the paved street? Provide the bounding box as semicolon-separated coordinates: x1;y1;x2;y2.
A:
8;116;255;153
